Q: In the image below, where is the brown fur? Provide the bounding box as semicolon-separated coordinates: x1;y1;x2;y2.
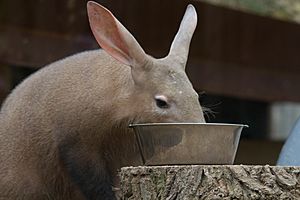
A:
0;2;205;200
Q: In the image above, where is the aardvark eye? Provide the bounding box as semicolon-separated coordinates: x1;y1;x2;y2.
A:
155;95;169;109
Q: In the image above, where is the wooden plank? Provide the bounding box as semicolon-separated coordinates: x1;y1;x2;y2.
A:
187;59;300;102
190;2;300;74
0;0;89;34
0;0;97;67
0;27;98;68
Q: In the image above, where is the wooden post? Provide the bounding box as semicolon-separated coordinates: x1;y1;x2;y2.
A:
120;165;300;199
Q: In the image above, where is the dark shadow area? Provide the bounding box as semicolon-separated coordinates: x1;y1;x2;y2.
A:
200;93;269;139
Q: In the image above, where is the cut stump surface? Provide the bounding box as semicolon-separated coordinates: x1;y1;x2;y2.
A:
120;165;300;199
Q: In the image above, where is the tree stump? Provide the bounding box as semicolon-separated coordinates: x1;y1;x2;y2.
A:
120;165;300;199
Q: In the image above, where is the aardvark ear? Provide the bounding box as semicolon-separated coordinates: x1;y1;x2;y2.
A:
167;4;198;69
87;1;147;67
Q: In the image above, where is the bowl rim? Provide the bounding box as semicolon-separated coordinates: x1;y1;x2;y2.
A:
129;123;249;128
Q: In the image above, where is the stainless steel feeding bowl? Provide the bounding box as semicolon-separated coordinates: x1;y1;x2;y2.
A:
130;123;248;165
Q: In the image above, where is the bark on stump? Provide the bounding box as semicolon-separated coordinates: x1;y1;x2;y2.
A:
120;165;300;199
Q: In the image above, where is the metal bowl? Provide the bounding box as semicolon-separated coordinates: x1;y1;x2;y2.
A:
130;123;248;165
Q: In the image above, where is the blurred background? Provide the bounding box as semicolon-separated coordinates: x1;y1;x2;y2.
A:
1;0;300;165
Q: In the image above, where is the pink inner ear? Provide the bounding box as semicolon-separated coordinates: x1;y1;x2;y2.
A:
87;1;131;66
